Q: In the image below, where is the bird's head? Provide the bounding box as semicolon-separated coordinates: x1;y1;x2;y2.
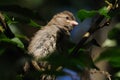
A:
48;11;78;31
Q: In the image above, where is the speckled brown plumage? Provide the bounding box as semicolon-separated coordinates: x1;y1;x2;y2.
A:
26;11;78;80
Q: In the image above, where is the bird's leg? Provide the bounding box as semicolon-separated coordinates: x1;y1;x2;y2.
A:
32;60;45;71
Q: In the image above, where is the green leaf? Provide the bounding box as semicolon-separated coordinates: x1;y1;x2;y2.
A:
110;60;120;67
108;24;120;39
15;34;29;41
95;47;120;67
0;38;15;44
68;47;74;54
0;37;24;49
0;48;5;55
29;19;41;28
115;71;120;78
77;9;97;21
11;37;24;49
77;7;111;21
75;51;98;69
98;7;110;18
15;74;23;80
3;14;18;25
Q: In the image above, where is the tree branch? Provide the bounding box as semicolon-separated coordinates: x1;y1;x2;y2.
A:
71;0;120;56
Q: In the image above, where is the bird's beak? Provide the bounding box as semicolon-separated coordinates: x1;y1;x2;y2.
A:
67;20;78;26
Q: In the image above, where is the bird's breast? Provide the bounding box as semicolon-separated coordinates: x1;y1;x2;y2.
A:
28;28;58;60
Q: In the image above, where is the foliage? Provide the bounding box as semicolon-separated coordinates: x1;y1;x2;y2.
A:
0;0;120;80
96;23;120;68
96;23;120;80
29;20;41;28
77;7;110;21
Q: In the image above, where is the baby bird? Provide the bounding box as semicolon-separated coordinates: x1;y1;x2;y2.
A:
28;11;78;60
27;11;78;73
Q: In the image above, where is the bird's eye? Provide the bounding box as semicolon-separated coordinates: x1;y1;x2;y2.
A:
65;16;69;20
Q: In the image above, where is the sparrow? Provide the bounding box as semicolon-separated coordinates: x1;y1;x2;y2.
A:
26;11;78;79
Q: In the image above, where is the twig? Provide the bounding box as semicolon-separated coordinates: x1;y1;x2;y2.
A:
0;12;15;38
71;0;120;56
